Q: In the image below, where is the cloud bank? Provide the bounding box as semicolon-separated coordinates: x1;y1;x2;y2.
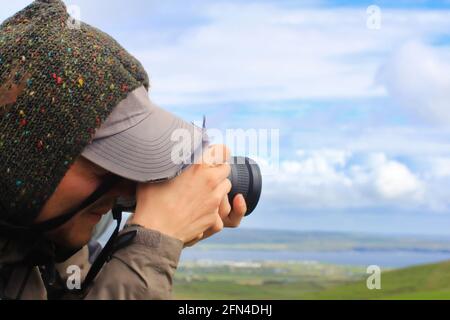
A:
377;41;450;125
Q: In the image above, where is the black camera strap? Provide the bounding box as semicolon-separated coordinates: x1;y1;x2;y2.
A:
80;203;124;294
32;174;122;233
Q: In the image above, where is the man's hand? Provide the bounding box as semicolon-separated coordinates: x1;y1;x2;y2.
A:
184;194;247;247
130;145;245;246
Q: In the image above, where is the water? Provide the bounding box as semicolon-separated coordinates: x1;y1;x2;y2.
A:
95;218;450;268
181;249;450;268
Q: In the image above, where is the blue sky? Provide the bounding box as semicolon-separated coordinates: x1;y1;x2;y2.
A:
3;1;450;236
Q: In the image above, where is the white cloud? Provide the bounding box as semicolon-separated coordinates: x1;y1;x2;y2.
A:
263;149;426;210
370;154;423;200
131;4;450;105
377;41;450;125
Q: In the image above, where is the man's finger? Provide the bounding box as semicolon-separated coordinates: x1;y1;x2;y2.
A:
223;194;247;228
218;194;232;219
212;179;232;203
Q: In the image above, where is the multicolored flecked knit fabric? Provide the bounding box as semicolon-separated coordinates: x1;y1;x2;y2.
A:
0;0;149;226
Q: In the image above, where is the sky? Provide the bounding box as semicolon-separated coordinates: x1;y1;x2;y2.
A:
2;0;450;236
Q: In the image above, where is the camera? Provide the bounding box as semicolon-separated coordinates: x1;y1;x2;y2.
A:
117;156;262;216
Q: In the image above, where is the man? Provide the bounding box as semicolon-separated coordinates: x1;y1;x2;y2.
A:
0;0;246;299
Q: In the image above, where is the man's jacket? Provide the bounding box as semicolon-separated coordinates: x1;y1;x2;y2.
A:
0;225;183;300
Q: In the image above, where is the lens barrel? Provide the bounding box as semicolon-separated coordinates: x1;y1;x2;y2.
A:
228;156;262;216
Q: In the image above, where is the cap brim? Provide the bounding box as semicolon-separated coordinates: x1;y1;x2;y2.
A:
82;86;207;183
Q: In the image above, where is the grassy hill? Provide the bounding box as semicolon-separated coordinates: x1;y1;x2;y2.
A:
174;260;450;300
304;260;450;300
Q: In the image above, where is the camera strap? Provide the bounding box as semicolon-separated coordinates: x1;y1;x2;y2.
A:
32;174;122;233
80;203;123;294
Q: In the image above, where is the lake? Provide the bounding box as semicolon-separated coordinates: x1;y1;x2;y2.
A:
180;249;450;268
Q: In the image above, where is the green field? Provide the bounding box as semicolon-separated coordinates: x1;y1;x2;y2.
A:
173;261;368;299
309;260;450;300
173;260;450;300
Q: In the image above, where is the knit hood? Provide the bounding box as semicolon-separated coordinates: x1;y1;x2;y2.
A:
0;0;149;226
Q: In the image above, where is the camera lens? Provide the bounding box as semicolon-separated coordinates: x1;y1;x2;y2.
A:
228;156;262;216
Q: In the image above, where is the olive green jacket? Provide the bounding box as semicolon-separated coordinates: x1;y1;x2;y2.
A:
0;225;184;300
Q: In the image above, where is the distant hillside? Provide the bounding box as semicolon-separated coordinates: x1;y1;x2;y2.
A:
174;260;450;300
197;228;450;252
306;260;450;300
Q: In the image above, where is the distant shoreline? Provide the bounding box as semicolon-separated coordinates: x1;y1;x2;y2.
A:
181;248;450;268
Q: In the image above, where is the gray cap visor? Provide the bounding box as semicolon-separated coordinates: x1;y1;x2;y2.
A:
82;86;207;183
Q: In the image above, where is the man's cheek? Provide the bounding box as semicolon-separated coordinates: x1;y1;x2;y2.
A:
46;216;90;248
